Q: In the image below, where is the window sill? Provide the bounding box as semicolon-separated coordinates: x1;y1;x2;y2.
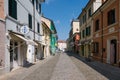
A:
107;22;118;28
6;15;19;24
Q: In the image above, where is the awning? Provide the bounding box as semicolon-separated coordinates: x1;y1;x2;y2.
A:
40;42;46;46
34;40;46;46
11;33;38;46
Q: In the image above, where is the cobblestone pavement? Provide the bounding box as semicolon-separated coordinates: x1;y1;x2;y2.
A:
67;52;120;80
68;54;108;80
50;53;86;80
0;55;57;80
0;53;109;80
23;54;60;80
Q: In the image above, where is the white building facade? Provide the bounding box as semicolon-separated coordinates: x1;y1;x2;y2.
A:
58;40;67;51
0;0;44;73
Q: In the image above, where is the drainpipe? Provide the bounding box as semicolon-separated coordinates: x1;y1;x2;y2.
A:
33;1;35;41
118;0;120;67
33;0;36;62
100;10;104;62
85;10;88;58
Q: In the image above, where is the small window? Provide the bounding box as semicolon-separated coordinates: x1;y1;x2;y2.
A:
82;14;86;24
39;4;41;14
88;26;91;36
79;18;82;26
84;14;86;22
82;16;84;24
86;26;91;36
108;9;115;25
37;23;40;33
82;30;85;38
9;0;17;19
86;27;88;36
80;32;81;39
76;28;79;31
32;0;34;5
36;0;38;11
92;42;99;53
28;14;32;29
95;19;99;31
88;8;92;18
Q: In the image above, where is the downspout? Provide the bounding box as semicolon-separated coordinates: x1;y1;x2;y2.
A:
84;10;87;57
118;0;120;67
33;0;36;62
100;10;104;62
33;2;35;42
85;10;88;58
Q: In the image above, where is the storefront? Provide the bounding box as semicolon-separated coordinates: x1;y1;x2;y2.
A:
9;32;37;70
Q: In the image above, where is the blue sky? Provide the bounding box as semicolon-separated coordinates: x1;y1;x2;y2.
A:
42;0;89;40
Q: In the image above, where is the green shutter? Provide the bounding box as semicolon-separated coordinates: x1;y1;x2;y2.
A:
28;14;32;29
89;27;91;35
37;23;40;33
13;0;17;19
9;0;17;19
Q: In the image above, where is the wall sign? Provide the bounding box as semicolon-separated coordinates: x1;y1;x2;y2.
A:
20;25;29;34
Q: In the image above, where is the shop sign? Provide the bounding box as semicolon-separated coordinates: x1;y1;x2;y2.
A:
20;25;29;34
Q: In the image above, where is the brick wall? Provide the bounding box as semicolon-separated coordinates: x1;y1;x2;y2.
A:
0;0;5;19
92;0;120;64
0;20;5;68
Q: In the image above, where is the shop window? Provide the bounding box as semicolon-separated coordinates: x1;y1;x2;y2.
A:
92;42;99;53
14;42;18;60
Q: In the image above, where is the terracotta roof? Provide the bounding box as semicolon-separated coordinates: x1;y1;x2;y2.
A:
58;40;66;43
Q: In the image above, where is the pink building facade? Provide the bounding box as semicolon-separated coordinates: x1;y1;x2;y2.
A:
0;19;5;75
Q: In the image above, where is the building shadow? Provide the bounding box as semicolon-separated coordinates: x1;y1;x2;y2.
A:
66;52;120;80
23;61;35;68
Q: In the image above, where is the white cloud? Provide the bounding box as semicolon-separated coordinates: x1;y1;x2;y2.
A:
55;20;60;24
69;19;72;23
45;0;54;4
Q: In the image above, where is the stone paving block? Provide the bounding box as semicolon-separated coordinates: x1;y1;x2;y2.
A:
50;53;86;80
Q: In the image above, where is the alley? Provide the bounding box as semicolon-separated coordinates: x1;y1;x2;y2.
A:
0;53;110;80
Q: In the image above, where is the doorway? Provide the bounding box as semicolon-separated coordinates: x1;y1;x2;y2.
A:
10;41;18;70
110;39;117;64
81;45;84;56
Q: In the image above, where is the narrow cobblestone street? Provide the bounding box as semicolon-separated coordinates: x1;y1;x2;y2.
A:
0;52;112;80
68;54;108;80
1;0;120;80
50;53;86;80
67;52;120;80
